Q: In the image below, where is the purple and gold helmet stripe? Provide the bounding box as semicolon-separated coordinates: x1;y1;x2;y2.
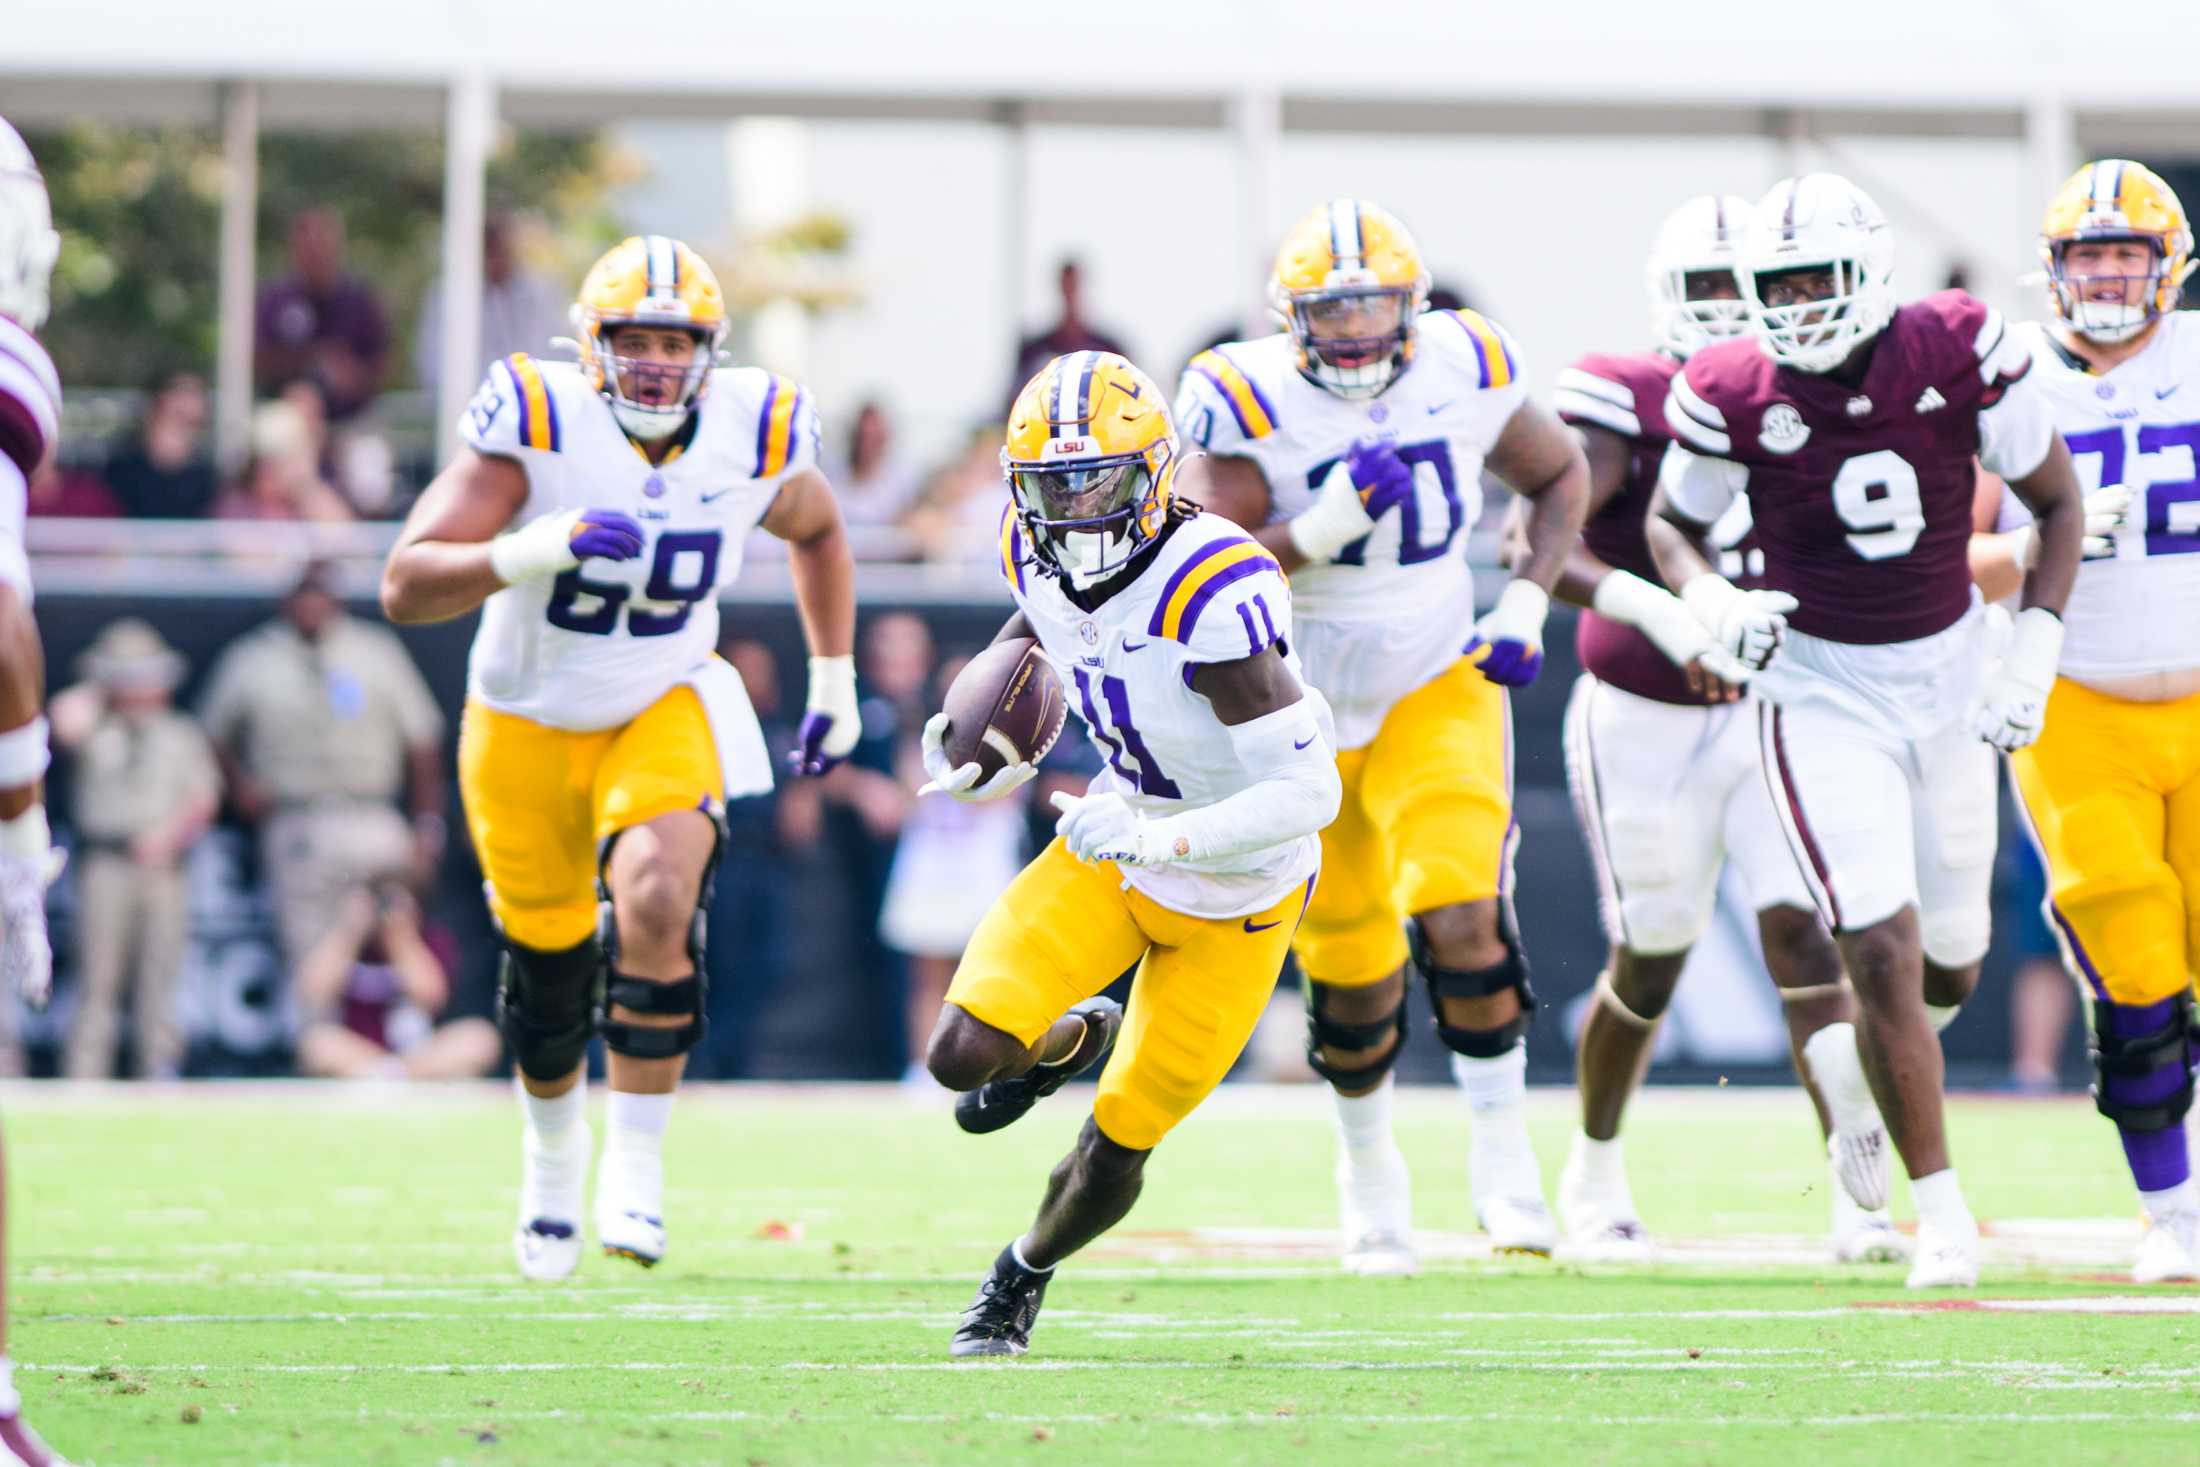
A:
1444;310;1516;389
507;352;561;452
1187;348;1276;439
1147;536;1276;642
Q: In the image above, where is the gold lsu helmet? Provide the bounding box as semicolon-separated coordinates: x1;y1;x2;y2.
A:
2040;160;2195;345
572;235;729;439
1002;351;1180;587
1270;199;1432;399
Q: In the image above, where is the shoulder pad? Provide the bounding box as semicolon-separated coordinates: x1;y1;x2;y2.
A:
1181;346;1280;443
464;353;563;456
1422;308;1524;389
1144;523;1288;659
739;369;817;480
1664;340;1772;456
1554;351;1676;440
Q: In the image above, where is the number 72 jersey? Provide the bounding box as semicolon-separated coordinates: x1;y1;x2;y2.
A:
1174;310;1529;749
459;353;819;732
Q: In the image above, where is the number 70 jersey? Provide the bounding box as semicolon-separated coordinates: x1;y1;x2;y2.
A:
459;354;819;731
1174;311;1529;748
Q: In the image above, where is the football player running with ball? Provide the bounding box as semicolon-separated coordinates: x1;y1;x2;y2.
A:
1649;175;2083;1288
1543;194;1900;1265
1974;162;2200;1282
921;353;1339;1358
383;237;860;1280
1180;201;1588;1272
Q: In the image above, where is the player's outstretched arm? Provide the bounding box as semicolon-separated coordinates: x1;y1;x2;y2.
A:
380;449;534;624
762;467;860;776
1648;446;1792;675
0;579;55;1009
1053;648;1340;868
2002;433;2081;617
1536;422;1631;608
1485;400;1590;596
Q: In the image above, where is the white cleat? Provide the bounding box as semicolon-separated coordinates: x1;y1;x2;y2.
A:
597;1200;668;1267
596;1149;668;1268
1904;1217;1980;1289
1829;1126;1892;1212
1557;1140;1653;1261
514;1121;590;1282
2132;1211;2200;1285
1336;1146;1419;1277
1478;1196;1559;1257
1831;1184;1908;1264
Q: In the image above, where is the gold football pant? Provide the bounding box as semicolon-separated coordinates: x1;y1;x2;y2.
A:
458;686;725;952
2011;676;2200;1008
1294;657;1514;988
947;838;1315;1150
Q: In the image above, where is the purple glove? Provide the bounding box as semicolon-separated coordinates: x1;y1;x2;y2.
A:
787;712;844;777
570;509;644;562
1344;438;1415;518
1464;637;1543;687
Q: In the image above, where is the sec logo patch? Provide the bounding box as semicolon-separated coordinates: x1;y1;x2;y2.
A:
1759;403;1810;454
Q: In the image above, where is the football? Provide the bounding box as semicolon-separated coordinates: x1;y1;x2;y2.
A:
938;636;1067;780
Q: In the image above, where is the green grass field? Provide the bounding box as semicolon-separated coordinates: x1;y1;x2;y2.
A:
7;1081;2196;1466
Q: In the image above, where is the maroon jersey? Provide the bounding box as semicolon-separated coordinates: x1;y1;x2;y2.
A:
1665;290;2023;645
0;315;60;478
1556;349;1707;704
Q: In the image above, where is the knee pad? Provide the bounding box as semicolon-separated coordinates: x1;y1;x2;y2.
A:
1409;917;1535;1059
497;936;602;1083
2091;991;2197;1132
594;813;726;1061
1921;908;1990;971
1304;981;1407;1089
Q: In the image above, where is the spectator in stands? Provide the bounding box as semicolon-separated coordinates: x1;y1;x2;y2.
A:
211;398;353;523
100;372;218;519
413;210;569;400
255;207;390;425
1009;257;1128;405
827;399;925;532
879;650;1031;1086
23;460;120;518
294;880;500;1080
902;423;1012;565
47;619;220;1079
199;561;446;976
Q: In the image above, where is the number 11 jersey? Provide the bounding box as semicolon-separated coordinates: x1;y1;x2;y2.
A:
460;353;819;731
1174;311;1530;749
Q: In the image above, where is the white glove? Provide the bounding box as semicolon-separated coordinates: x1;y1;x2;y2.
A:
1681;573;1798;672
1050;789;1170;866
918;712;1036;802
1285;460;1381;564
787;654;862;776
1971;605;2063;753
1592;570;1754;684
2080;485;2134;560
486;506;645;584
0;810;60;1010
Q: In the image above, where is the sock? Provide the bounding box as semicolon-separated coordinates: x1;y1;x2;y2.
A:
1925;1003;1959;1033
520;1076;585;1144
1009;1236;1055;1275
2140;1176;2200;1227
0;1354;18;1416
602;1090;673;1203
1454;1046;1539;1199
1570;1131;1626;1186
1910;1168;1974;1236
1332;1074;1397;1160
1452;1044;1528;1113
1801;1022;1876;1132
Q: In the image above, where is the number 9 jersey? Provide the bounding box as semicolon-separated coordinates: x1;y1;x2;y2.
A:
460;351;819;737
1174;309;1528;748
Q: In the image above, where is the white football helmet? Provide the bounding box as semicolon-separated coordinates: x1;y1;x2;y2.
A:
1646;193;1753;358
1740;174;1896;374
0;119;57;332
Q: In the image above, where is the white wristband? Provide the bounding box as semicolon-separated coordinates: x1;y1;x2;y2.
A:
1286;461;1377;564
0;804;47;859
806;653;857;712
488;509;582;585
0;716;50;787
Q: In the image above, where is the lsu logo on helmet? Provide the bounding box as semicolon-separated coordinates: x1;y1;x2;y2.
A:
1002;352;1180;589
1269;199;1431;399
570;235;729;440
2040;159;2196;345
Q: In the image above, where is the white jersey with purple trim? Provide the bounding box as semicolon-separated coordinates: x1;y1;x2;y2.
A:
1995;316;2200;681
999;507;1332;918
0;316;62;605
1174;309;1531;748
460;353;820;732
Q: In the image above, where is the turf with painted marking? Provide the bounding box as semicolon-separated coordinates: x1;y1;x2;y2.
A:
10;1083;2196;1465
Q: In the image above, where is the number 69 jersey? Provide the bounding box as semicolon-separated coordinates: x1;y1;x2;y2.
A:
460;352;819;732
1174;310;1528;749
1001;508;1333;920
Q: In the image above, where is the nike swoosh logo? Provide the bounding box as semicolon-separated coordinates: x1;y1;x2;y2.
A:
1293;735;1315;750
1122;640;1148;652
700;487;737;503
1243;918;1281;933
1427;400;1456;415
2157;385;2182;400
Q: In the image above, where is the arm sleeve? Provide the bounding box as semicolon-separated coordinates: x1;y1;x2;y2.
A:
1144;696;1340;863
1657;442;1749;526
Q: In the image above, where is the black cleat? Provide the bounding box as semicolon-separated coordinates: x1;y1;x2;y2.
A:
951;1245;1053;1358
954;996;1123;1136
